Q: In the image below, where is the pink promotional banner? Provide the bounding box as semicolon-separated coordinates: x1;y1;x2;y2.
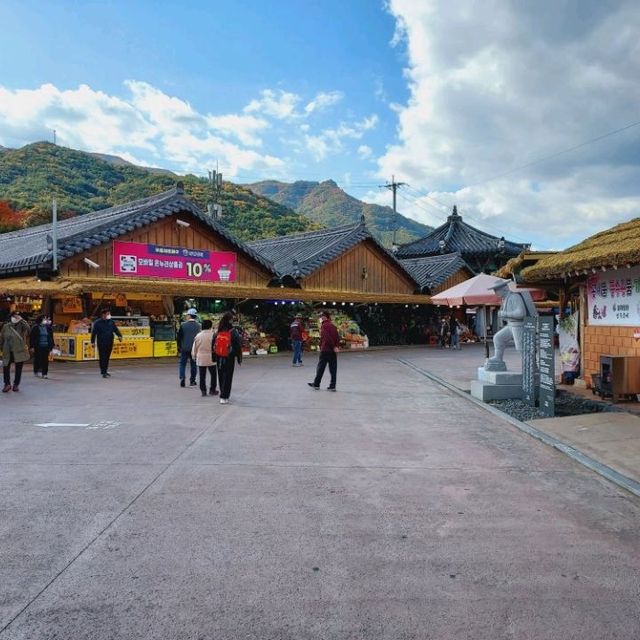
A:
113;241;237;282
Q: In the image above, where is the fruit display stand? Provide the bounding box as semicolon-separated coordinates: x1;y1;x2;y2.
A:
53;316;154;361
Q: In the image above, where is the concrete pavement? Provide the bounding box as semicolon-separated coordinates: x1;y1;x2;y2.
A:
404;343;640;494
1;349;639;639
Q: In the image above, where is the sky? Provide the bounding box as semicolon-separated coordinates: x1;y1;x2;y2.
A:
0;0;639;250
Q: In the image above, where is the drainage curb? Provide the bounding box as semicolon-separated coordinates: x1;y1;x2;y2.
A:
399;358;640;499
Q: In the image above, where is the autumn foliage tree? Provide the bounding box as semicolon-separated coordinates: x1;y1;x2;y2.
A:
0;200;27;233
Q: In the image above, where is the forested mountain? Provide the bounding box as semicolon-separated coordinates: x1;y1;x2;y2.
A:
0;143;317;241
245;179;432;246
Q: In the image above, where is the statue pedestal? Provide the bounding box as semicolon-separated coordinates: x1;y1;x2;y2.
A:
470;367;523;402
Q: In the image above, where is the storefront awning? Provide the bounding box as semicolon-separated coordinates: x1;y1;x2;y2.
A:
68;277;432;304
0;275;432;305
0;276;83;296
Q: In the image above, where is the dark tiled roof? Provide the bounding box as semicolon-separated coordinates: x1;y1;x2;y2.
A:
0;185;275;276
396;206;527;259
248;220;418;285
399;252;472;292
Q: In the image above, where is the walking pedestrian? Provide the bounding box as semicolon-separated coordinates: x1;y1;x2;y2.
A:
439;318;449;348
191;319;218;397
308;310;339;391
449;315;460;350
90;309;123;378
1;311;30;392
290;313;304;366
177;308;201;387
214;311;242;405
29;315;54;378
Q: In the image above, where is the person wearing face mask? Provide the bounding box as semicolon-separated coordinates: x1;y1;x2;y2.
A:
90;309;123;378
1;311;31;392
29;315;55;378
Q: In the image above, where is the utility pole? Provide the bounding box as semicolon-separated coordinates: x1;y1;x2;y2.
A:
382;175;406;249
52;198;58;271
207;166;223;219
53;129;56;145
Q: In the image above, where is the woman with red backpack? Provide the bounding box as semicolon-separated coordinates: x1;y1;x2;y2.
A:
213;311;242;405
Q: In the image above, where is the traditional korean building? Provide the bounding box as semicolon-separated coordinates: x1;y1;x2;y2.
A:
248;219;424;303
0;185;435;358
523;217;640;394
398;252;474;294
396;205;528;274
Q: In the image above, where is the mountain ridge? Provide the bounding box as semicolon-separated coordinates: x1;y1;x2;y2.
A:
245;179;431;245
0;142;316;241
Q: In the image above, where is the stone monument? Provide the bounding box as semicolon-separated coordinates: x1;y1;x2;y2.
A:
471;280;538;401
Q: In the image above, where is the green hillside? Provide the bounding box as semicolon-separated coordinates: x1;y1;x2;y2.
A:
245;179;432;246
0;142;316;241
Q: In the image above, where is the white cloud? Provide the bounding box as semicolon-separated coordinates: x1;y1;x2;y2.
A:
244;89;301;120
357;145;373;160
304;91;343;115
304;114;380;160
0;81;285;179
380;0;640;248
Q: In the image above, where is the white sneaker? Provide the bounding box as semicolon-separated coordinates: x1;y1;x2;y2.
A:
220;398;229;404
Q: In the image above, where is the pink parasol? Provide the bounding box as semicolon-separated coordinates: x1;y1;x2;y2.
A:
430;273;546;307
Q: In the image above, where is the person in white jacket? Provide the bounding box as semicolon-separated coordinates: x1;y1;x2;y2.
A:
191;319;218;397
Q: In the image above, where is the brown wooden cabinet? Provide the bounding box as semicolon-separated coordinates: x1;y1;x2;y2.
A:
599;355;640;401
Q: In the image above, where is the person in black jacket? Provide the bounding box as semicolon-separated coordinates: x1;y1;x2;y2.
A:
90;309;123;378
214;311;242;405
29;315;54;378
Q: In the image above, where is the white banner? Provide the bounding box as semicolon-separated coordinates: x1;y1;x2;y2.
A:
557;312;580;373
586;265;640;326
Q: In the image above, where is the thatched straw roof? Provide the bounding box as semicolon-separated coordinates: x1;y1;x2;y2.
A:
496;251;558;279
522;218;640;281
0;275;432;305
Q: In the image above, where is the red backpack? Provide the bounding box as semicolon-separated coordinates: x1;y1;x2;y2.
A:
214;330;232;358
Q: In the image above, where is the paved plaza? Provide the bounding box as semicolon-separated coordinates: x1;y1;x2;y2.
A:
1;347;640;639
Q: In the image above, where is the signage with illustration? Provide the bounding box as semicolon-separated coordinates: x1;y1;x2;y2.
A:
113;241;237;282
586;265;640;326
557;312;580;373
60;296;84;313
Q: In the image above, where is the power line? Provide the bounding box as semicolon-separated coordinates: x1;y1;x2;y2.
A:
466;117;640;188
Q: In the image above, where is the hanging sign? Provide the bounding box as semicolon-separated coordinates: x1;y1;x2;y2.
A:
113;241;236;282
557;312;580;373
586;265;640;326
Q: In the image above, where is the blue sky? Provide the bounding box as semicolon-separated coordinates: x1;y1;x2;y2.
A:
0;0;405;183
1;0;640;249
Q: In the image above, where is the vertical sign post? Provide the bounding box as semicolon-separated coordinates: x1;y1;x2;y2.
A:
522;316;537;406
538;316;555;417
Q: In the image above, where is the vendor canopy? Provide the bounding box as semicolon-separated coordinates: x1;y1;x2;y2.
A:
431;273;546;306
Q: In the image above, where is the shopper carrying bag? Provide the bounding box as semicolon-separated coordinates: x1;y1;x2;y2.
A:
213;312;242;405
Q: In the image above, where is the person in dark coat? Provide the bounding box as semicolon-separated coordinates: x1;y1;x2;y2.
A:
214;311;242;404
289;313;304;367
1;311;30;392
177;308;201;387
449;315;460;350
90;309;123;378
308;310;339;391
29;314;54;378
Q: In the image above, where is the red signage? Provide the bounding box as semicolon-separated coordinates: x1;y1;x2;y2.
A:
113;241;236;282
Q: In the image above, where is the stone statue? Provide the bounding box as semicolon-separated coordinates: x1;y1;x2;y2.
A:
485;280;538;372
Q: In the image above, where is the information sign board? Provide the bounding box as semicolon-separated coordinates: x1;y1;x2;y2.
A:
522;317;537;405
538;316;555;417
